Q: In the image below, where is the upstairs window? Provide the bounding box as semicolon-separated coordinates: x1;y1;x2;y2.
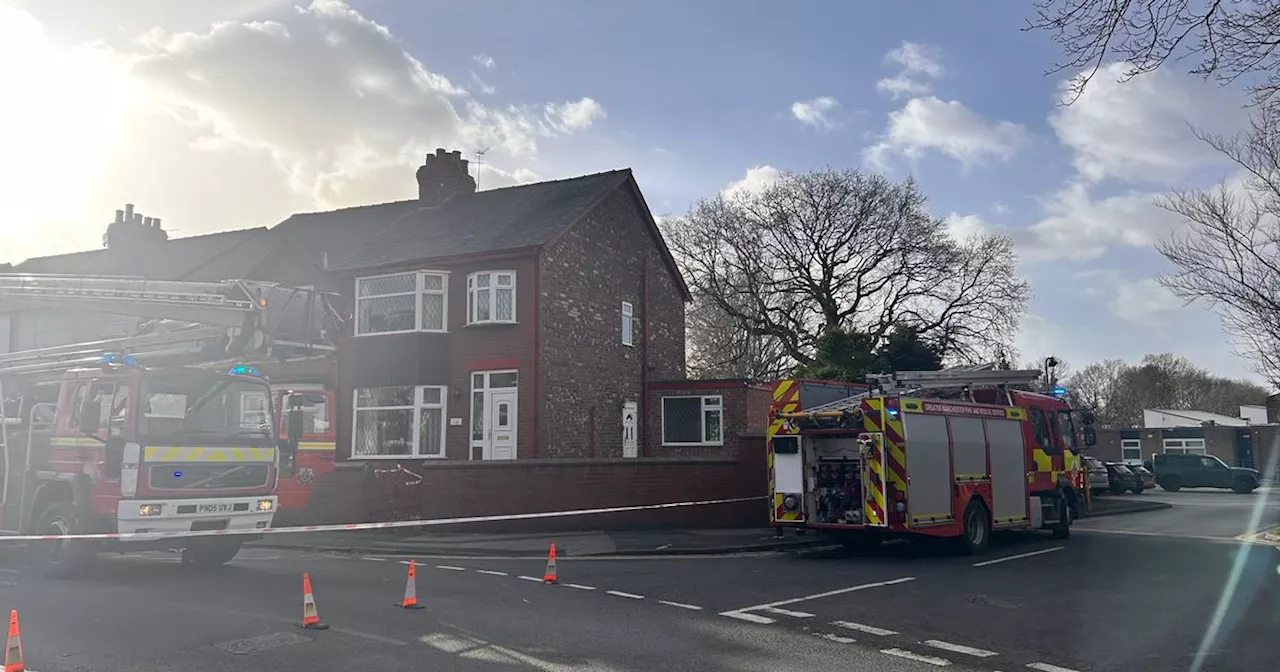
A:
621;301;634;346
467;271;516;324
355;271;447;335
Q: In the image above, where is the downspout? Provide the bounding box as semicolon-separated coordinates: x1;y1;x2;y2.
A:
640;258;649;458
531;249;540;459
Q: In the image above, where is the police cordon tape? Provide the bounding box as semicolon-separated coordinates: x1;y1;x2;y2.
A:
0;496;766;543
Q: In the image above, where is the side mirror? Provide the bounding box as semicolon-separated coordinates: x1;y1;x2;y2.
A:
77;398;102;435
1082;426;1097;448
287;407;306;440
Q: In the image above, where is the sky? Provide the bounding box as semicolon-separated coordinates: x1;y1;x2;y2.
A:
0;0;1264;384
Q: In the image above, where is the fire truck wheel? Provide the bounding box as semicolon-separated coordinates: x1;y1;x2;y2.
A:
1051;492;1071;540
181;539;244;566
961;500;990;554
30;500;95;578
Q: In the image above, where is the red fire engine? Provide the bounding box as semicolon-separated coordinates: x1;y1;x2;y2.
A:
0;274;339;575
767;367;1096;553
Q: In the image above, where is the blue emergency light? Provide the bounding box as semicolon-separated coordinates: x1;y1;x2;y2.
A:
1051;385;1068;398
99;353;137;366
229;365;262;377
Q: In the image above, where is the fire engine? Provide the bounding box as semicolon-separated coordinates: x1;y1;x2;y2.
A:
0;274;340;575
767;366;1097;553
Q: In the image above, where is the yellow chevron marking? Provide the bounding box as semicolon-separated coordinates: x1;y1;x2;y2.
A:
773;379;796;402
143;446;276;463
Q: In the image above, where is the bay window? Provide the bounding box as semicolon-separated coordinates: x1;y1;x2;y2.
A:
355;271;448;335
352;386;447;458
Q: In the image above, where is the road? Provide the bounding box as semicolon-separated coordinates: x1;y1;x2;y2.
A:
0;490;1276;672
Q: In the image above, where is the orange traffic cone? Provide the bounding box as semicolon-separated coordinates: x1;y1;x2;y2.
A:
397;560;425;610
542;543;558;584
297;573;329;630
4;610;22;672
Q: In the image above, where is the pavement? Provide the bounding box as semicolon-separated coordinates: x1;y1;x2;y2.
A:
246;497;1171;558
1;487;1276;672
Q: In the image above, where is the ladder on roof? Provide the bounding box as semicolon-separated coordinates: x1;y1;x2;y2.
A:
782;365;1045;420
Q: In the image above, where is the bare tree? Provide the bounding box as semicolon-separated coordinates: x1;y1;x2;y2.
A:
1065;358;1128;424
1065;353;1269;426
663;169;1030;368
1026;0;1280;108
686;290;792;381
1156;111;1280;387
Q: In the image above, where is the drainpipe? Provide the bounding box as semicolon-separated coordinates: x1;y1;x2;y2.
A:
640;258;649;458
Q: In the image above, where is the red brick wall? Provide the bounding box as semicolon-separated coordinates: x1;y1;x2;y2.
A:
539;181;688;459
296;434;769;531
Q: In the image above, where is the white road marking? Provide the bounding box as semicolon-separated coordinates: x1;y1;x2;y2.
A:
832;621;897;636
606;590;645;599
923;640;998;657
814;632;856;644
476;570;509;576
517;575;543;582
564;583;596;591
881;648;951;666
760;606;815;618
721;611;777;624
657;600;703;610
972;547;1063;567
655;543;672;550
721;576;911;611
0;568;18;574
1027;663;1081;672
436;565;467;571
359;556;387;562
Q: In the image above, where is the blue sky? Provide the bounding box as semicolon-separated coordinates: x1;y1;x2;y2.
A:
0;0;1262;384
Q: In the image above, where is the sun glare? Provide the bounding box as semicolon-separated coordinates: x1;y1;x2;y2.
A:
0;7;137;261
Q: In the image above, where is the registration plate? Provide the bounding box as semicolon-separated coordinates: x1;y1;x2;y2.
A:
196;503;235;514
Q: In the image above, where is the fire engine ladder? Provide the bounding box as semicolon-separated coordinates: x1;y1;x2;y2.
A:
781;366;1045;423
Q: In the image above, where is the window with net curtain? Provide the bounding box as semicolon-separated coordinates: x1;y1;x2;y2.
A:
355;271;447;335
352;386;447;458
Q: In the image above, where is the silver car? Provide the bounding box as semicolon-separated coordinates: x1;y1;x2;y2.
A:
1085;457;1110;493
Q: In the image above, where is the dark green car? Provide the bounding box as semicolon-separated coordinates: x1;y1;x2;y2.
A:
1150;453;1260;494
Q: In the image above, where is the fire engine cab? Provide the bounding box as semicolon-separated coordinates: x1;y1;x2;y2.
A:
768;366;1097;553
0;274;339;575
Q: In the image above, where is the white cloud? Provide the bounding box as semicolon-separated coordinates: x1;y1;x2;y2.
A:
876;41;943;100
469;71;495;95
790;96;841;130
1050;62;1246;184
722;165;782;200
864;96;1026;168
1020;183;1185;261
1110;278;1188;325
991;202;1009;215
1;1;607;263
473;52;495;69
942;212;994;242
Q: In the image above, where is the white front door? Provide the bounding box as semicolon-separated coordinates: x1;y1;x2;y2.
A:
486;389;517;460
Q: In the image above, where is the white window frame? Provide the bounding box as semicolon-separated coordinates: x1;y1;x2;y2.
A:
466;271;516;325
621;301;634;347
661;395;724;446
1120;438;1142;463
354;270;449;336
1162;438;1206;455
350;385;448;459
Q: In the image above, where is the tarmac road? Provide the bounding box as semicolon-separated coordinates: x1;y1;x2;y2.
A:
0;496;1276;672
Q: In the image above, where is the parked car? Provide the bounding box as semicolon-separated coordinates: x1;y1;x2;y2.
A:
1128;464;1156;490
1150;453;1261;493
1085;457;1110;494
1104;462;1144;494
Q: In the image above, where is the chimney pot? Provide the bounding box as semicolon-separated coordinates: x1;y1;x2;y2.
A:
152;217;162;228
114;209;124;224
415;147;477;206
124;203;134;220
143;217;152;227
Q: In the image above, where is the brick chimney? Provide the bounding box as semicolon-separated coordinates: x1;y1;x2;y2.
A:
415;148;476;206
103;203;168;250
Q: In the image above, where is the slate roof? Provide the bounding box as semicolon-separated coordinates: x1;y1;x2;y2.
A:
11;228;272;281
273;169;632;272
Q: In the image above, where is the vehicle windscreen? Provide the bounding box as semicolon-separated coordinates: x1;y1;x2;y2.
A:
1111;465;1132;474
138;373;274;441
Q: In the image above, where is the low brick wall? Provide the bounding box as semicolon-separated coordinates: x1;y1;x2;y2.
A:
287;434;769;532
